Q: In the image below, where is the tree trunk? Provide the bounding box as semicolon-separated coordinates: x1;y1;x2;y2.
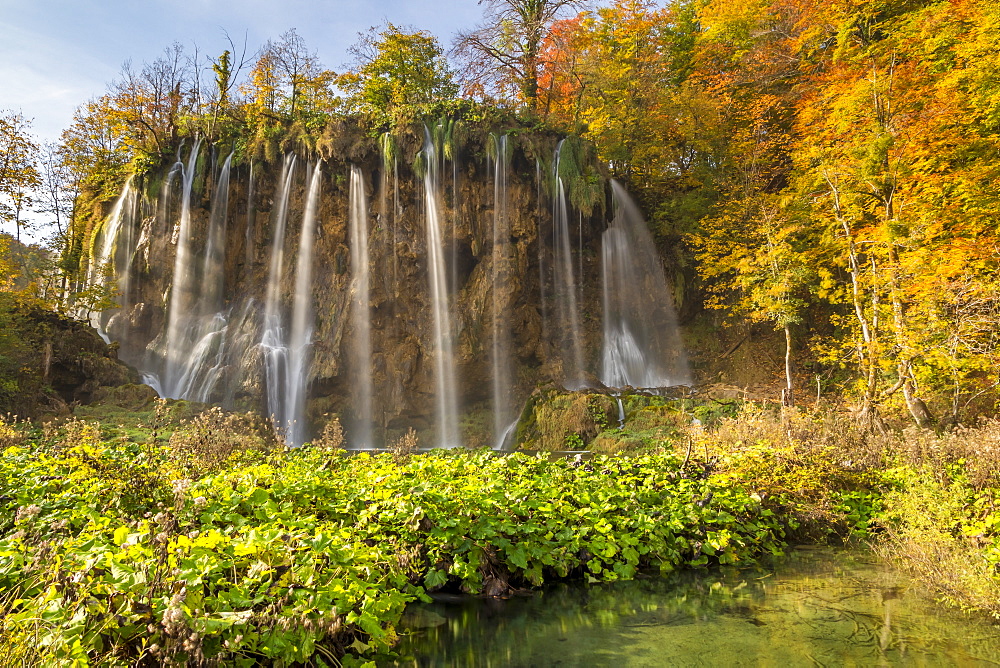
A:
782;323;794;407
899;362;935;428
42;341;53;384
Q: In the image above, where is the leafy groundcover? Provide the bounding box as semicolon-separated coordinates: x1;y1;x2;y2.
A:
0;425;788;666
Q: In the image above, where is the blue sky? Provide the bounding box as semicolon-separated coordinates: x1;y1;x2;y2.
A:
0;0;484;142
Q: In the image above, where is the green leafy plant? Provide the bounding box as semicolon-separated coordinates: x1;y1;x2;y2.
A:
0;419;797;665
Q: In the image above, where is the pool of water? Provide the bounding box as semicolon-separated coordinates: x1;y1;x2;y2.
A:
392;547;1000;666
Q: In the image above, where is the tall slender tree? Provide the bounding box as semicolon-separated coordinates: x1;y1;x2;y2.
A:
0;111;40;242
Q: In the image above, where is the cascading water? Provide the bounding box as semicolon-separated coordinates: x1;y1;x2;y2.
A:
422;129;460;448
285;162;322;446
245;160;256;267
377;135;391;297
601;181;690;388
156;149;235;402
489;134;514;449
161;137;207;397
536;161;548;345
88;176;134;284
87;175;136;341
95;130;693;454
200;154;231;313
552;141;587;389
348;165;373;447
260;154;298;440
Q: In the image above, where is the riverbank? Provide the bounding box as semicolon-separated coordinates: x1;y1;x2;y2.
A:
1;403;998;665
393;546;1000;665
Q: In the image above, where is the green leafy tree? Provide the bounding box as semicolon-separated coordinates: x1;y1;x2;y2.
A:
206;35;254;140
338;24;458;115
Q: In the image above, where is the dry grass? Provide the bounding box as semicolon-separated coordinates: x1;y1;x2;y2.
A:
167;406;280;475
888;420;1000;489
874;470;1000;619
0;415;27;449
389;427;419;463
877;523;1000;619
695;403;1000;616
311;416;346;452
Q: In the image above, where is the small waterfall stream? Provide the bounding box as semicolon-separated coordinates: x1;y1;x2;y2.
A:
601;181;690;388
422;129;460;448
286;162;322;446
163;138;203;395
201;153;231;314
260;154;298;439
87;175;136;340
88;176;134;283
552;142;586;389
490;134;513;449
161;149;233;402
173;152;233;403
348;165;373;447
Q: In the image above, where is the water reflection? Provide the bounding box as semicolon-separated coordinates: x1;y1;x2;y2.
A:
393;547;1000;667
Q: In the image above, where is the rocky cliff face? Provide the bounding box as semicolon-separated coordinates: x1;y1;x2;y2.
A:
95;122;625;446
0;295;140;418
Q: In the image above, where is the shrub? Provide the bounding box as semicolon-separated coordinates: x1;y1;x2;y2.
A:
167;406;280;475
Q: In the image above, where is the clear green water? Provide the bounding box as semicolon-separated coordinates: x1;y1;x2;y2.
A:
392;547;1000;667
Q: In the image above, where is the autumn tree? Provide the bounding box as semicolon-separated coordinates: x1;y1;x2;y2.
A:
264;29;334;120
738;0;1000;427
453;0;584;113
60;97;130;179
110;43;196;157
543;1;709;184
242;29;335;151
693;194;824;405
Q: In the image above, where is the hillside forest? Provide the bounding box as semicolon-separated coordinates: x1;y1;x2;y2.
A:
0;0;996;425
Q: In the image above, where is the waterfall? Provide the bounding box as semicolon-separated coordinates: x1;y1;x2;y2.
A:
260;154;298;440
156;147;234;401
348;165;373;447
393;155;400;288
87;175;136;340
201;153;231;313
163;313;229;403
490;134;513;449
423;129;460;448
162;138;204;397
552;141;587;389
88;176;134;284
116;182;140;320
90;131;694;454
245;160;256;267
601;181;690;388
450;132;459;296
536;160;548;347
286;162;322;446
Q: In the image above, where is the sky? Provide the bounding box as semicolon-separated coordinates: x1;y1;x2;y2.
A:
0;0;485;143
